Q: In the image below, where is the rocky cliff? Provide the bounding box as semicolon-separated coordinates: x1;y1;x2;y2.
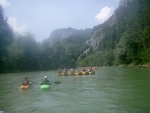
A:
84;0;133;52
48;27;78;42
48;27;92;44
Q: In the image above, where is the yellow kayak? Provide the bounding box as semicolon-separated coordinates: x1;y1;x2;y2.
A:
89;71;95;74
82;71;88;75
67;72;74;75
92;67;98;70
74;71;82;75
62;72;67;76
20;85;30;89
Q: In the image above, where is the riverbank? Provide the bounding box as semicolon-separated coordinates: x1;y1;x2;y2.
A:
118;63;150;68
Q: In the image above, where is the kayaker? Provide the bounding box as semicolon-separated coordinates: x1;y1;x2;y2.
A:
82;68;86;72
63;68;67;73
58;68;61;73
41;76;51;85
88;67;92;72
69;68;74;73
22;77;30;86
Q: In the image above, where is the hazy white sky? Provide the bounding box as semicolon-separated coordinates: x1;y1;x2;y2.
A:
0;0;120;41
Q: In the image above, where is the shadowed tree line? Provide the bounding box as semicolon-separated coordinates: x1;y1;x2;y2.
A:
0;6;14;72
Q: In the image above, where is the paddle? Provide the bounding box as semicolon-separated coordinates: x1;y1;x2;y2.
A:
55;73;61;84
53;81;61;84
29;82;33;87
32;81;61;84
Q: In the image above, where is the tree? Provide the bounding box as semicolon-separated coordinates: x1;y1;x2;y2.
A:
0;5;14;73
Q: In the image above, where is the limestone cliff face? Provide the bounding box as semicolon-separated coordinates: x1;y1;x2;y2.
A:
86;28;103;50
48;27;92;44
48;27;78;42
84;0;132;53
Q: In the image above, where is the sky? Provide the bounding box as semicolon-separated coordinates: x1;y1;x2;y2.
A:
0;0;120;42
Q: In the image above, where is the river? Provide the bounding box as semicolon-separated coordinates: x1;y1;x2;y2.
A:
0;67;150;113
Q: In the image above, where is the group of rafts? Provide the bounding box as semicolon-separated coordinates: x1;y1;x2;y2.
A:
57;66;98;76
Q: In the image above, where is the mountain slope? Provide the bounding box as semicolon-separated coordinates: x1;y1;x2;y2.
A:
48;27;92;44
78;0;150;66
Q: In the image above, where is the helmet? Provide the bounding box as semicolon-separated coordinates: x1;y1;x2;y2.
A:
44;76;47;79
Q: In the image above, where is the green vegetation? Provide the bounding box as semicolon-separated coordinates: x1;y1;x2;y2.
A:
0;21;91;73
78;0;150;66
0;0;149;73
0;6;14;73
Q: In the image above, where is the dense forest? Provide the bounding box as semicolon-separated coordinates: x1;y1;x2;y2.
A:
0;0;150;73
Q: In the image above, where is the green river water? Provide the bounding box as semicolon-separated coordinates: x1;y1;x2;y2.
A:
0;67;150;113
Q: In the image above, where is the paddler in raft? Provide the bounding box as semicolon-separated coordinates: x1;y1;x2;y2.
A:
41;76;51;85
88;67;92;72
20;77;32;89
57;69;60;75
22;77;30;86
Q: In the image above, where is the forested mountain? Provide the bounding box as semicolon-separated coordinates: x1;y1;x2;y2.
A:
48;27;92;54
47;27;93;68
0;0;149;73
78;0;150;66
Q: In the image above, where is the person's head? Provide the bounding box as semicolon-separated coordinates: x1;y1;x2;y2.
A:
44;76;47;79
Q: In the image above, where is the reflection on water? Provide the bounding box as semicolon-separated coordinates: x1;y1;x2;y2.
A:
0;67;150;113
